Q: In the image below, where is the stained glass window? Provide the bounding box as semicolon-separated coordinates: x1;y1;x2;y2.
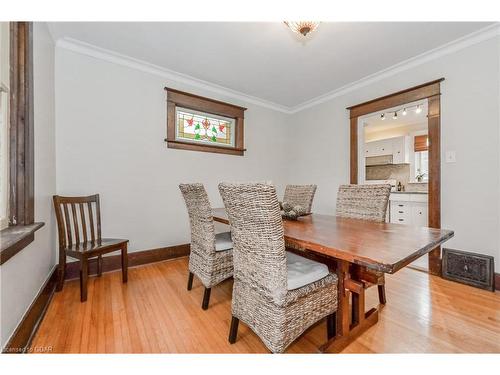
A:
175;107;235;148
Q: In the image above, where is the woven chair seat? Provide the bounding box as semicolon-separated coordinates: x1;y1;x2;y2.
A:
284;272;338;306
215;232;232;252
286;251;330;290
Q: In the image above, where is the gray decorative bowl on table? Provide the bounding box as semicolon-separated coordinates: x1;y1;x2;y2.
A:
279;201;308;220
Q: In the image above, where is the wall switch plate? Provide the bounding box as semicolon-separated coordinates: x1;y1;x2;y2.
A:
445;151;456;163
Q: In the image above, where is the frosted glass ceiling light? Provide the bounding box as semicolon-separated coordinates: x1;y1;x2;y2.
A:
284;21;320;37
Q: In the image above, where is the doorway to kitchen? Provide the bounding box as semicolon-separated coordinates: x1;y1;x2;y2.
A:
347;79;443;275
359;100;429;270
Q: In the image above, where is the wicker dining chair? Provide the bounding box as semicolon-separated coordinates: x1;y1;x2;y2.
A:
283;184;317;214
219;182;338;353
179;183;233;310
335;184;391;304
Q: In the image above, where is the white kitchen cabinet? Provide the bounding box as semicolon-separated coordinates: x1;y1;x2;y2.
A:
365;136;409;162
376;138;393;156
390;200;412;225
364;141;377;157
411;203;428;227
389;193;428;226
365;139;392;157
392;136;410;164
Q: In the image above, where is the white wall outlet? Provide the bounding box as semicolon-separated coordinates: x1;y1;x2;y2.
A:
445;150;456;163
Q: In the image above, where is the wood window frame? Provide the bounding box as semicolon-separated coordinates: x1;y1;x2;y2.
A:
347;78;444;275
164;87;247;156
0;22;44;266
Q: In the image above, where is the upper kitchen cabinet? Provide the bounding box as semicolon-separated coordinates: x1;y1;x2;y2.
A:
392;136;410;164
365;136;410;164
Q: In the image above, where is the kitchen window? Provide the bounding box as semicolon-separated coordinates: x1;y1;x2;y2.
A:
415;151;429;181
414;134;429;182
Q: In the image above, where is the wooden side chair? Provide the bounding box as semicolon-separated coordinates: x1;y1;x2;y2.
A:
179;183;233;310
335;184;391;304
53;194;129;302
219;182;338;353
283;184;317;214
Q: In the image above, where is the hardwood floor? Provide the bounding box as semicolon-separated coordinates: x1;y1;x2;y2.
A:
31;257;500;353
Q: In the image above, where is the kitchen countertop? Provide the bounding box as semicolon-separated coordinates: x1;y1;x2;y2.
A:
391;191;428;195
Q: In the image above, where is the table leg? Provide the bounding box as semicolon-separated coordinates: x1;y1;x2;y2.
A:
320;262;379;353
335;260;350;336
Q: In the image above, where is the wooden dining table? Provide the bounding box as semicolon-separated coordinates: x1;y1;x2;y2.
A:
212;207;454;353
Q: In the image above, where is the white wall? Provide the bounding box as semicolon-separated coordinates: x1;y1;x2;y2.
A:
0;23;56;348
55;48;290;251
289;36;500;270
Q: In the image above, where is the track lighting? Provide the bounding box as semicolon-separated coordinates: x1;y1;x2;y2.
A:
377;103;423;122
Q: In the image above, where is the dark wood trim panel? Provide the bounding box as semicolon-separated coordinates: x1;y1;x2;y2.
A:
2;243;191;353
427;94;442;274
2;267;58;353
0;22;39;265
0;222;44;265
9;22;34;226
165;140;246;156
495;273;500;291
164;87;246;156
347;78;444;118
165;87;247;115
349;117;358;185
348;79;444;275
64;244;190;280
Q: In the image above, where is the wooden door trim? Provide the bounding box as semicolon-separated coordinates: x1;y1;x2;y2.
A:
9;22;34;226
347;78;444;117
348;78;444;275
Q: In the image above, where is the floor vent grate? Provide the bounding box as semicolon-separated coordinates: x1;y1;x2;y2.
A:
442;248;495;291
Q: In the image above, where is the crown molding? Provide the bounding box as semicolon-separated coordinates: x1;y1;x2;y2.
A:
56;37;293;114
55;23;500;115
289;23;500;113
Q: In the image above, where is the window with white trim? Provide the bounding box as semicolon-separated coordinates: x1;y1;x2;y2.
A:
415;151;429;182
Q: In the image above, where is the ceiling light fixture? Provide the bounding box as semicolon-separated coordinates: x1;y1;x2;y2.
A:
284;21;320;37
376;102;424;123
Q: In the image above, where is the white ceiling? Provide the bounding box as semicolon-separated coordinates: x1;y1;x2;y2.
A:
47;22;494;108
